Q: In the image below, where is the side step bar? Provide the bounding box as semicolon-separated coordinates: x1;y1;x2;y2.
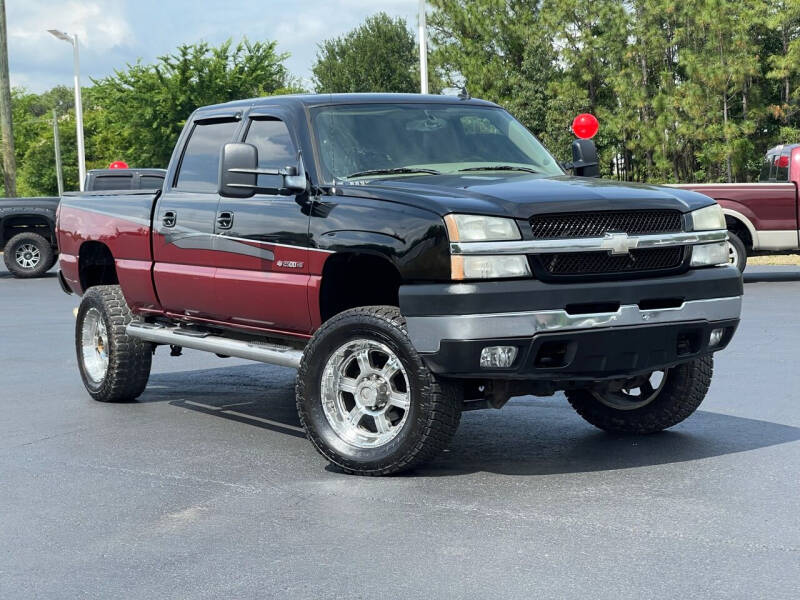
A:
126;322;303;369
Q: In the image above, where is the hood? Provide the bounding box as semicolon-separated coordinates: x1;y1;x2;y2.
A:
337;174;715;218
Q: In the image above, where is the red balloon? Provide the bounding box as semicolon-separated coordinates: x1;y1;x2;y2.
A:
109;161;129;169
572;113;599;139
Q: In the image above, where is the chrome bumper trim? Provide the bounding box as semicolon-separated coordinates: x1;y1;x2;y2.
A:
449;229;728;256
406;295;742;353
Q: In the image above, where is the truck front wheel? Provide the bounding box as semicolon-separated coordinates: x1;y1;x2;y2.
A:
75;285;152;402
296;306;462;476
566;356;713;434
727;231;747;272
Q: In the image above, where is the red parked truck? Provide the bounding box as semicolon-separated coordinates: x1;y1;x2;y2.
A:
672;144;800;271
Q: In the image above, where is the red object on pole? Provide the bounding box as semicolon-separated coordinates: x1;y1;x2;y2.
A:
571;114;599;139
109;161;128;169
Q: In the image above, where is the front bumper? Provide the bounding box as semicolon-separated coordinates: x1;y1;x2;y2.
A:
399;266;742;381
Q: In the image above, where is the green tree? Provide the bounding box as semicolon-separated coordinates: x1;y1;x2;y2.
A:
312;12;418;93
429;0;557;138
94;39;298;168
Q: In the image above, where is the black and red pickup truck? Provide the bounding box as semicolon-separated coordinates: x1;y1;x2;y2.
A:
56;94;742;475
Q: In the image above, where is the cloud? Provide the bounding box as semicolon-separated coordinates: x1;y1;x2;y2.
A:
6;0;420;92
7;0;137;90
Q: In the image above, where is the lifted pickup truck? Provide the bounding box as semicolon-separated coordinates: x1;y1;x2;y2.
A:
1;168;166;278
673;144;800;271
57;94;742;475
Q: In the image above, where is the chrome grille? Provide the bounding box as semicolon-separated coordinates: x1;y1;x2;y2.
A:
530;210;683;239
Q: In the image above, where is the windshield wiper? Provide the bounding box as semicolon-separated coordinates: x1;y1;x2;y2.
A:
458;165;540;174
344;167;441;179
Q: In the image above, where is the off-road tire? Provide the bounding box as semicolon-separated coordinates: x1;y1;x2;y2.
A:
76;285;152;402
566;356;713;434
3;232;55;278
296;306;462;476
727;231;747;272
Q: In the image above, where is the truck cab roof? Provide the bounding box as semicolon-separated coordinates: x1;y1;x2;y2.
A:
195;93;500;115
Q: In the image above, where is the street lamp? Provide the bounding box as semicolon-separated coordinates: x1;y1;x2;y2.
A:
418;0;428;94
48;29;86;191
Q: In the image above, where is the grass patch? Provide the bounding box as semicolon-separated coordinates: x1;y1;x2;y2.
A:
749;254;800;266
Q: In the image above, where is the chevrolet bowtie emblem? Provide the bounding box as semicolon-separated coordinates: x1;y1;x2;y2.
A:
600;232;639;255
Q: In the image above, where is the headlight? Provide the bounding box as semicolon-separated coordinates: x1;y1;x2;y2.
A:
444;214;520;241
691;242;729;267
451;255;531;280
690;204;726;231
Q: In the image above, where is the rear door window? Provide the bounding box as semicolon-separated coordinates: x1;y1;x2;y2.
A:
139;175;165;190
176;119;240;192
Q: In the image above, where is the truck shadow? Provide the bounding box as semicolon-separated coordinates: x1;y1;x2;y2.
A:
143;364;800;477
743;269;800;283
0;270;58;280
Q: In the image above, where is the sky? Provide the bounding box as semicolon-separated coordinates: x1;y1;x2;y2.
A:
6;0;421;93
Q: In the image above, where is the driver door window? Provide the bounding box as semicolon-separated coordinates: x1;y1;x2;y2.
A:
246;119;298;188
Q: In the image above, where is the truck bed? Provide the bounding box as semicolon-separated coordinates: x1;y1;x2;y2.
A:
669;182;798;251
57;190;160;310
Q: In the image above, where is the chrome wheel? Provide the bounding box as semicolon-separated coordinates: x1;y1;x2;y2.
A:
728;241;738;266
81;308;109;383
591;369;668;411
320;339;411;448
15;243;41;269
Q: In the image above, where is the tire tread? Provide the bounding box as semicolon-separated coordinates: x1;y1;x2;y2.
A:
566;356;713;434
76;285;152;402
296;306;461;476
3;231;55;278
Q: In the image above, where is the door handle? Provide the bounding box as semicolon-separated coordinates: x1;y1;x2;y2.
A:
217;211;234;230
162;210;176;228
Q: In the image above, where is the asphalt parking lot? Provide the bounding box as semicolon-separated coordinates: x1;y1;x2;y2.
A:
1;264;799;599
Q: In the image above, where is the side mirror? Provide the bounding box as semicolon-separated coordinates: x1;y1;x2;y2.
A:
219;143;258;198
218;142;307;197
570;139;600;178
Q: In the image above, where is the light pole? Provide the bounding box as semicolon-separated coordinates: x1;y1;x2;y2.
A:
418;0;428;94
48;29;86;191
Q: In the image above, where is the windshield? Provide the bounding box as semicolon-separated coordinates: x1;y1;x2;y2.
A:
310;103;564;183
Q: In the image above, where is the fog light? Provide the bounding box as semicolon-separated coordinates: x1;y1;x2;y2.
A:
480;346;518;368
709;328;725;348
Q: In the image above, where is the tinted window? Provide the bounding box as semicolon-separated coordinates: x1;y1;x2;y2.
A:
140;175;165;190
93;174;132;191
311;103;562;182
759;155;774;182
775;154;790;181
176;120;239;192
245;119;297;188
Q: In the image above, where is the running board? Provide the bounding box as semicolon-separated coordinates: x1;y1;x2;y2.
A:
125;322;303;369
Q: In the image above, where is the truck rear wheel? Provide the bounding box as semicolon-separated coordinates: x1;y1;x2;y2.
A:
4;232;55;278
566;356;713;434
296;306;462;476
75;285;152;402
